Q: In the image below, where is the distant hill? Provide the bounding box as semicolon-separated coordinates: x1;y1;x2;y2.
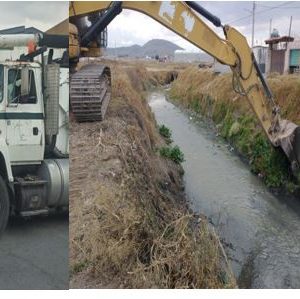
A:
104;39;183;58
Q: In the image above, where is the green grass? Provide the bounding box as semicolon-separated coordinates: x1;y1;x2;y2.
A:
159;124;172;144
72;260;88;274
160;145;185;164
250;133;289;188
215;104;291;188
158;123;185;164
171;91;296;190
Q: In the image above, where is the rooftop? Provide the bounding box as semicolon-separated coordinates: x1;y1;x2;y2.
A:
0;26;43;35
265;36;294;45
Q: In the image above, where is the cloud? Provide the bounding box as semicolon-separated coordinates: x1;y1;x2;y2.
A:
0;1;68;32
108;8;200;51
107;1;300;51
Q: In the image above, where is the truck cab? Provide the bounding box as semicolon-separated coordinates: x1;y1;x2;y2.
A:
0;62;45;166
0;49;69;235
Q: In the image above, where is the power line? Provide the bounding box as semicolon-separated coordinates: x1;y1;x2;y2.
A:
227;1;293;24
225;1;296;25
259;6;300;9
251;1;256;47
259;4;300;9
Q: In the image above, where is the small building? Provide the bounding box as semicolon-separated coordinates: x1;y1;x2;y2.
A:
0;25;43;35
265;34;300;74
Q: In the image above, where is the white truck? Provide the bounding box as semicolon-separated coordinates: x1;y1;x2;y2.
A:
0;33;69;234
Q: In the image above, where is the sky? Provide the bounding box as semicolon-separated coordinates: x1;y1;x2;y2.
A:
107;1;300;51
0;1;298;52
0;1;68;32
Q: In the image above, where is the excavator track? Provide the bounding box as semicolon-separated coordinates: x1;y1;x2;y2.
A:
70;64;111;122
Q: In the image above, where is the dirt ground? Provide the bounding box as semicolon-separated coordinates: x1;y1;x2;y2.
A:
70;63;235;288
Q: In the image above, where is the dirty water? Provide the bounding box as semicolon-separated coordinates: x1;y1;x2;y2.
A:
149;90;300;289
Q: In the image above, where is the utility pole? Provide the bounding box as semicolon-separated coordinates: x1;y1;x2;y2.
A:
285;16;293;49
288;16;293;37
251;1;256;48
269;18;272;37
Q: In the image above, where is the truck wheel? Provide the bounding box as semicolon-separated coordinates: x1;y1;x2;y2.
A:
0;175;9;235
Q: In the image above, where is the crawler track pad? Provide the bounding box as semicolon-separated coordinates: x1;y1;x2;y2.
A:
70;64;111;122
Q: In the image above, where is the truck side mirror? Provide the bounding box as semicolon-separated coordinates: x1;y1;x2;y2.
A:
21;67;29;96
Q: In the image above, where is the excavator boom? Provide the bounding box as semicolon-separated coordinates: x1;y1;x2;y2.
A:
69;1;300;173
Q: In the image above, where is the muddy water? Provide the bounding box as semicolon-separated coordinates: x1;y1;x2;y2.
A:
148;91;300;289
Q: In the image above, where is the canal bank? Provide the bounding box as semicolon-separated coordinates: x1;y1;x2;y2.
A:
169;67;300;195
70;64;235;288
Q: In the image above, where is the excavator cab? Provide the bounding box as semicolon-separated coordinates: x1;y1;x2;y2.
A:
69;6;114;122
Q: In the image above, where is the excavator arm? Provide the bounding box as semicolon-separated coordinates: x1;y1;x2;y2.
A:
69;1;300;172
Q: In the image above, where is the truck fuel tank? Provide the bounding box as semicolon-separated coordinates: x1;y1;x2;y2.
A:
37;159;69;208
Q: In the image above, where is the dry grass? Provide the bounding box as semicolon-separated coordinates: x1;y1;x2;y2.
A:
268;74;300;125
70;63;235;288
170;66;300;124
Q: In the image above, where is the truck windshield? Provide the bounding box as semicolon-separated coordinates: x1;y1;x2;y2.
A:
0;65;3;103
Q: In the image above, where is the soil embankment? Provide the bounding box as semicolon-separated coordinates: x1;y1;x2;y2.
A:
170;67;300;196
70;63;235;288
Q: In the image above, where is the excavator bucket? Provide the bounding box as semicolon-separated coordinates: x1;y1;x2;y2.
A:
276;121;300;177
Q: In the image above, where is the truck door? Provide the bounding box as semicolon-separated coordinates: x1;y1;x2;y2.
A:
6;66;45;163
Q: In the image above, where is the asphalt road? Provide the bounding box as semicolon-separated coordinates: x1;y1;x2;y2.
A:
0;214;69;290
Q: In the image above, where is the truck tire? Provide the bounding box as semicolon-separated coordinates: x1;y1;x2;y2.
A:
0;175;9;235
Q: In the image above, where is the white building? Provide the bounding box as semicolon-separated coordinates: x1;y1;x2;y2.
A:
252;45;268;73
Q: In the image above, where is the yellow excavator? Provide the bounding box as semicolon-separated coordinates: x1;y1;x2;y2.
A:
69;1;300;176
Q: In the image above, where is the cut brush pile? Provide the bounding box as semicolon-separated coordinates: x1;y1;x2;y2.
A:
70;63;235;288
